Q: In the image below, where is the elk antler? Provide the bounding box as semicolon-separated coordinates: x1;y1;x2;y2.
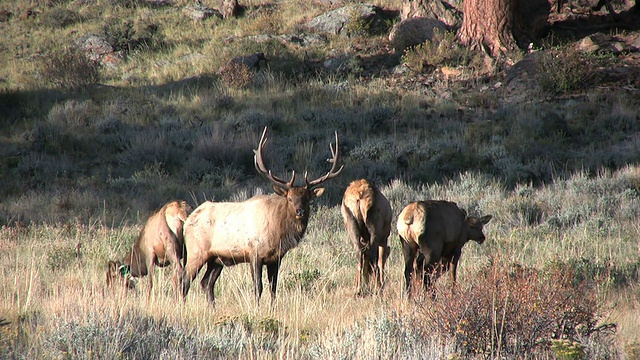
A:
305;131;344;189
254;127;296;189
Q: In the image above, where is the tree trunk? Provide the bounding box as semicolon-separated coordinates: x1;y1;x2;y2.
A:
457;0;518;57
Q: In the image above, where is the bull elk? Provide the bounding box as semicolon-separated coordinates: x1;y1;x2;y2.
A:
181;127;343;306
106;200;193;298
341;179;392;296
396;200;492;295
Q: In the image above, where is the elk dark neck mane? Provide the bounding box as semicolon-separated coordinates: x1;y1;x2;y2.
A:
272;195;309;251
125;246;147;277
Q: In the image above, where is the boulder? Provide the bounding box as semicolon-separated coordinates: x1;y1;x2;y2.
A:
305;4;380;36
75;34;123;67
230;52;268;71
182;1;222;21
388;17;447;52
576;32;630;54
401;0;462;28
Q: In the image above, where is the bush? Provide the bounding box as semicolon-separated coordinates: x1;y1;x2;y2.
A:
218;62;255;89
401;30;479;73
40;47;100;91
39;8;81;29
102;19;164;54
538;46;611;94
411;260;614;358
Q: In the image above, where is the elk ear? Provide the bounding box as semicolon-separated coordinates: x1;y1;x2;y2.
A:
107;261;120;273
480;215;492;224
106;261;119;286
273;185;287;197
312;187;325;198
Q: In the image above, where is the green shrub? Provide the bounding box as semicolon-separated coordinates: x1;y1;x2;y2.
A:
401;30;478;73
551;339;586;360
284;269;322;292
102;18;164;54
538;46;612;94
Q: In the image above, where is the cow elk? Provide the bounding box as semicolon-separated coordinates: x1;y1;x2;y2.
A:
396;200;492;296
106;200;193;298
181;127;343;306
341;179;392;296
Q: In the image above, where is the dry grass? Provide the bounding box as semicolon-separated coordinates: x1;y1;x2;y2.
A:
2;168;640;358
2;0;640;358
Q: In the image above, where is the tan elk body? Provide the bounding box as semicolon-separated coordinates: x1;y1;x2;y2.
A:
181;127;343;305
397;200;492;295
106;200;193;298
341;179;392;296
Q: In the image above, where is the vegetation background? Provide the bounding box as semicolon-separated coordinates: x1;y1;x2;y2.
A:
1;0;639;358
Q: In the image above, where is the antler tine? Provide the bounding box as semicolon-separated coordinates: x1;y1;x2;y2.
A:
254;127;293;188
306;131;344;188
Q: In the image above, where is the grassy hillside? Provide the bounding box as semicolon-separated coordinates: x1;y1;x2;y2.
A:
1;0;640;358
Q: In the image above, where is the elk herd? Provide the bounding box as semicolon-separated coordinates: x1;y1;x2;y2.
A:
106;127;493;305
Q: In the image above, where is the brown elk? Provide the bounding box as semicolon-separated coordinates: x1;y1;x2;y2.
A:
181;127;343;306
341;179;392;296
106;200;193;298
396;200;492;295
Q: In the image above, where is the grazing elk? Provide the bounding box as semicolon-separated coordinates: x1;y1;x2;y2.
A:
181;127;343;306
396;200;492;295
106;200;193;298
341;179;392;296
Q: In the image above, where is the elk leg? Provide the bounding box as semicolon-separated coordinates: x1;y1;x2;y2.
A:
266;262;280;304
165;241;184;299
146;257;155;300
344;214;365;296
449;250;462;290
250;257;264;304
419;240;442;294
358;247;371;296
182;252;206;301
376;244;390;292
200;259;223;305
400;236;418;295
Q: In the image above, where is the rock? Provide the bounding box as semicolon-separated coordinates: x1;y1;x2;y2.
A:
630;33;640;51
576;32;630;54
305;4;380;36
400;0;462;28
388;17;447;52
75;34;123;67
227;33;328;48
182;1;222;21
503;51;544;103
219;0;238;18
230;52;268;71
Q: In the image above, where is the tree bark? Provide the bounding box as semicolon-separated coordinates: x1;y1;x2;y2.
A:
457;0;518;57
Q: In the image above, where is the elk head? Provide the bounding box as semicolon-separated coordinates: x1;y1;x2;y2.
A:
106;260;138;289
254;127;343;220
